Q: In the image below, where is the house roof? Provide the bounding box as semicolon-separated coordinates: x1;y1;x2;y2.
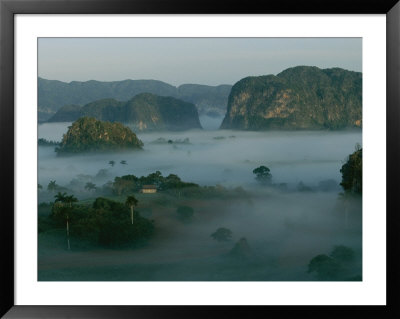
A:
142;185;157;189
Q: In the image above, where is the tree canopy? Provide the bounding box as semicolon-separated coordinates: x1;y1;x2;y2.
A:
307;254;341;280
50;197;154;248
55;117;143;155
252;166;272;184
340;147;362;194
307;245;357;280
211;228;233;242
125;195;138;208
112;171;199;195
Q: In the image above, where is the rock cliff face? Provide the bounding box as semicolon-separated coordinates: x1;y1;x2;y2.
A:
220;66;362;130
55;117;143;155
48;93;202;131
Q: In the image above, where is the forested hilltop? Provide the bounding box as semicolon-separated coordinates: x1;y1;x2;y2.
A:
49;93;202;131
38;77;231;121
55;117;143;155
221;66;362;130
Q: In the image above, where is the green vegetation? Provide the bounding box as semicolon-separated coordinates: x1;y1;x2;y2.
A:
307;254;341;280
47;180;68;193
253;166;272;184
55;117;143;155
221;66;362;130
52;192;78;250
109;172;248;200
80;197;154;247
44;195;154;249
39;172;248;250
38;138;60;146
49;93;202;131
211;228;233;242
39;171;248;205
150;137;190;144
307;245;359;280
125;195;138;225
112;171;198;195
340;147;362;194
229;238;251;259
330;245;355;263
47;180;58;192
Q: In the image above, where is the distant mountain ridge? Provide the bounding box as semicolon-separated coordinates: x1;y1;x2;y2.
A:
220;66;362;131
48;93;202;131
38;77;232;122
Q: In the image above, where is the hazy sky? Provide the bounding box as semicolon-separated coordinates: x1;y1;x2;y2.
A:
38;38;362;86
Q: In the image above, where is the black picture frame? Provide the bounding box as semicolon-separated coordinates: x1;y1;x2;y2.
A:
1;0;399;318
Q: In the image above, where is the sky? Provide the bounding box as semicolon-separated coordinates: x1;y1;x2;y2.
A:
38;38;362;86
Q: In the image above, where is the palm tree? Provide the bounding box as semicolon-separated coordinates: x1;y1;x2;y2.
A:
53;192;69;249
54;191;68;205
58;194;77;250
109;160;115;167
65;194;78;208
47;180;58;192
125;195;138;225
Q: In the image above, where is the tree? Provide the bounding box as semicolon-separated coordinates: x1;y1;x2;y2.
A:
85;182;97;192
146;171;163;187
164;174;184;192
47;180;59;192
125;195;138;225
38;184;43;191
307;254;341;280
340;148;362;194
53;192;75;250
65;194;78;208
229;237;252;259
252;166;272;184
330;245;355;263
89;198;153;247
64;194;78;250
339;147;362;228
54;191;68;204
211;227;233;242
109;160;115;167
113;175;138;195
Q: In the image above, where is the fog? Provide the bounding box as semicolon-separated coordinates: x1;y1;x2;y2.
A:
38;120;362;281
38;120;361;190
